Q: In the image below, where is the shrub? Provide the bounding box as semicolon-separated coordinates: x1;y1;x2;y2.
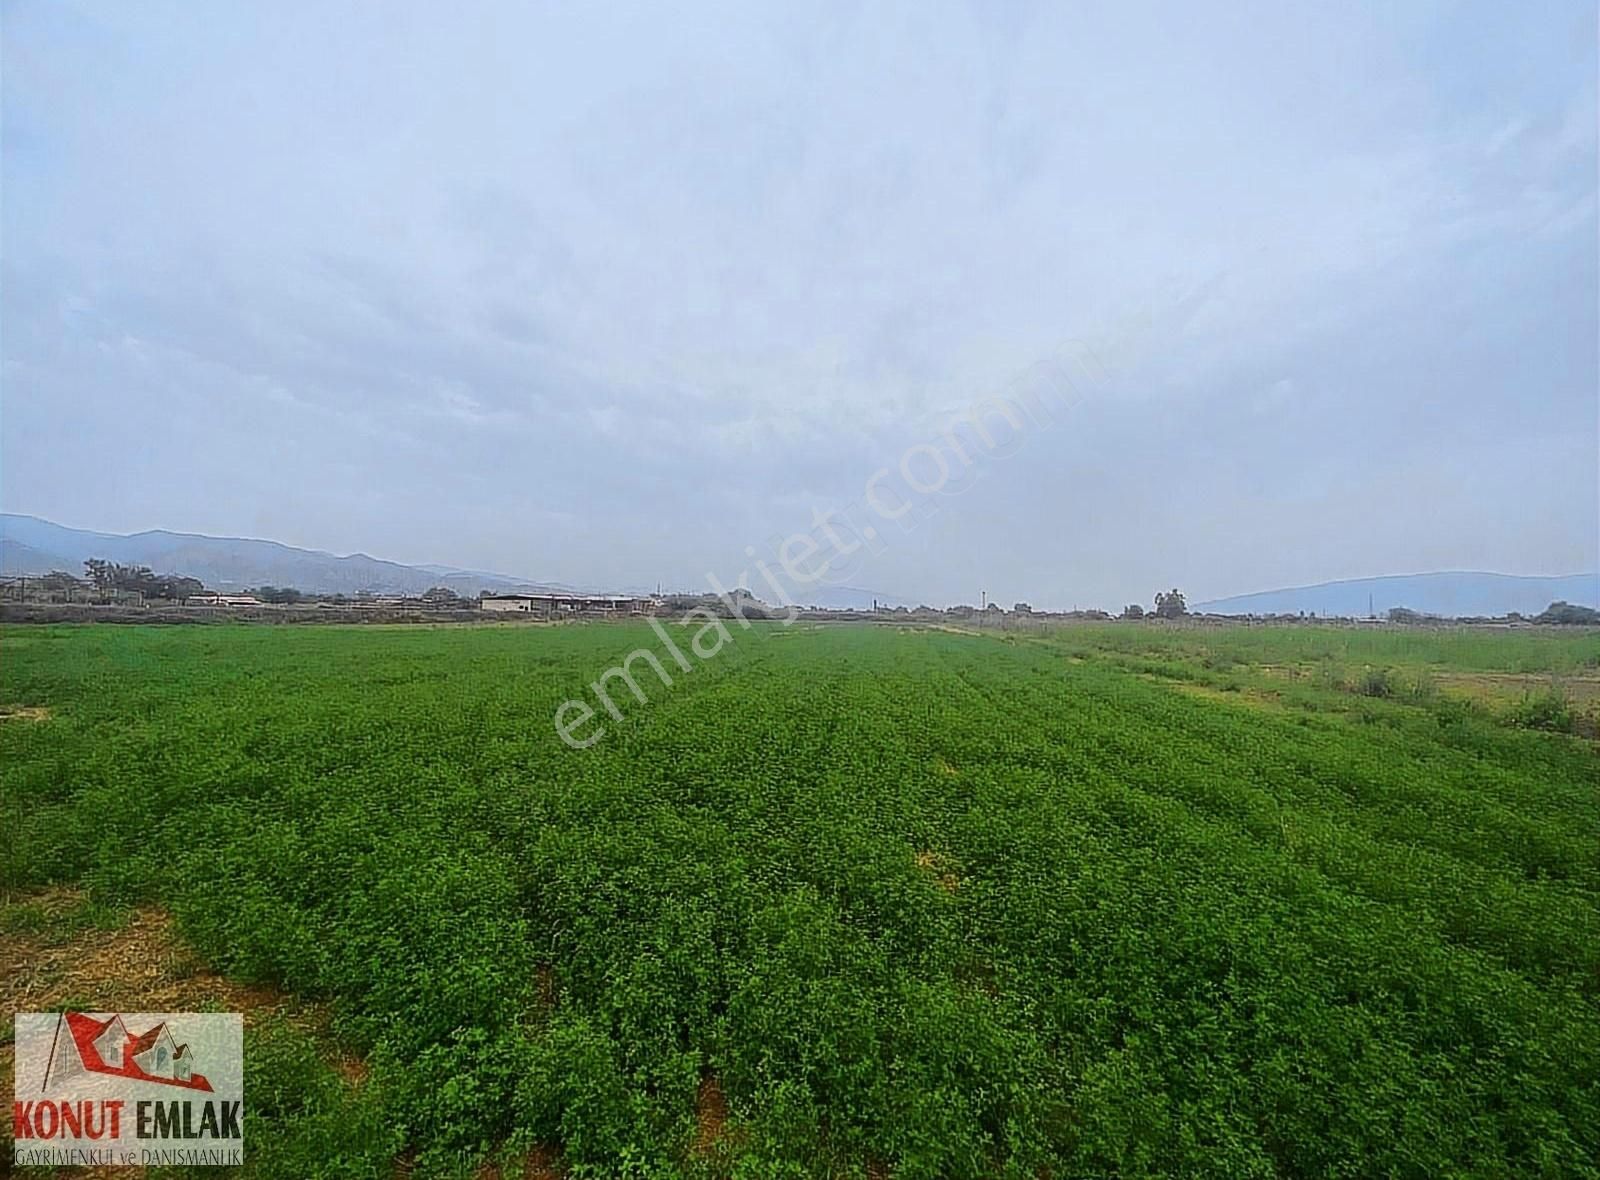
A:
246;1019;400;1180
1506;689;1574;734
1356;667;1393;698
512;1014;662;1171
1401;669;1438;705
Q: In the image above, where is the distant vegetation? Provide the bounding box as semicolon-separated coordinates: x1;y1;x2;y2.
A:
1153;587;1187;617
1538;600;1600;625
1382;601;1600;627
83;557;203;600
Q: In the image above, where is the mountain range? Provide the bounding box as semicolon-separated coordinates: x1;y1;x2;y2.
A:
4;514;1593;616
0;514;565;598
1196;571;1598;618
0;514;908;608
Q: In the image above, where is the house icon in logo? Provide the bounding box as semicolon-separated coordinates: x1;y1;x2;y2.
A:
44;1013;214;1092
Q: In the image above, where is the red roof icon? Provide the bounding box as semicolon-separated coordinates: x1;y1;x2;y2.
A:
58;1012;214;1092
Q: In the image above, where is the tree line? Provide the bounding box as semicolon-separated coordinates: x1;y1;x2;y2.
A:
83;559;204;600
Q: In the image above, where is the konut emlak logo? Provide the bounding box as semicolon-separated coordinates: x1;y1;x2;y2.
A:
12;1012;243;1168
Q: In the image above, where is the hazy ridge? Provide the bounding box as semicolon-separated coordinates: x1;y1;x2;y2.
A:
1197;571;1599;618
7;515;1593;615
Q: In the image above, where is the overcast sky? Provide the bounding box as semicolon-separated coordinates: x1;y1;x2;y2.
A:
3;1;1595;608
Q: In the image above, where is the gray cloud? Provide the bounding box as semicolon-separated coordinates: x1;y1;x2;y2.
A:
3;0;1594;606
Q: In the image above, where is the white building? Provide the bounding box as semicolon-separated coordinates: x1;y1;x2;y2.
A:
480;592;655;616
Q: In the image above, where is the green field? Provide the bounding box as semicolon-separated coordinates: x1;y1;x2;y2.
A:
3;622;1598;1178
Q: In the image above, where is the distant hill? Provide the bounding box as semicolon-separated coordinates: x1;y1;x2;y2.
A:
0;514;563;598
1197;571;1600;618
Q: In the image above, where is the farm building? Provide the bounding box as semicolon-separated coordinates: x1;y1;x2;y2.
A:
184;593;263;607
480;592;656;616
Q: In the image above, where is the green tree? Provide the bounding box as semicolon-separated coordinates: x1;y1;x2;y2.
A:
1153;589;1187;619
83;558;115;591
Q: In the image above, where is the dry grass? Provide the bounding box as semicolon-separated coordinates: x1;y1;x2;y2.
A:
693;1073;731;1156
521;1146;566;1179
1431;670;1600;704
1154;678;1289;713
1431;672;1600;737
914;850;961;893
0;704;51;721
468;1151;566;1180
0;887;300;1020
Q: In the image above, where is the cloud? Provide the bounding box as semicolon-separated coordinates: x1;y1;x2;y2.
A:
2;1;1594;605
